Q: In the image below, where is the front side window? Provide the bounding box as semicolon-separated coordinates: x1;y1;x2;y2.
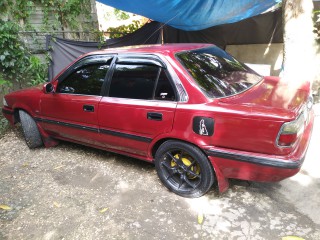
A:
57;63;109;95
176;46;262;98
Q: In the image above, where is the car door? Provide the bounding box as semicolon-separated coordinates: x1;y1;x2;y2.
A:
39;55;113;146
98;56;178;157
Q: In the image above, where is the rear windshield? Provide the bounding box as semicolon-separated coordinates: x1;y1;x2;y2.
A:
176;46;262;98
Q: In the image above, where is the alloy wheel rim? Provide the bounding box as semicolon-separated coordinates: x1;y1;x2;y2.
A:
160;150;202;191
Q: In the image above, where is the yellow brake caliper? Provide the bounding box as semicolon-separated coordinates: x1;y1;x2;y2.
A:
171;154;200;179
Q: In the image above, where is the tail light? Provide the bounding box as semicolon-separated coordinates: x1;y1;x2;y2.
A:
276;111;306;147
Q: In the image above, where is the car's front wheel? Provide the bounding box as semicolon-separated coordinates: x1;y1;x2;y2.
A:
19;110;43;148
155;140;215;198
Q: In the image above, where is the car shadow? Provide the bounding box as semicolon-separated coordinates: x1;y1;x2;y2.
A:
56;140;155;171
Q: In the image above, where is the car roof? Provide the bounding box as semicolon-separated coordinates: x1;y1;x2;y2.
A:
86;43;213;56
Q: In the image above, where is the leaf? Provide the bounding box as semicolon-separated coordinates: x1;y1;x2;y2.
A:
54;165;65;170
197;213;204;224
22;162;29;167
0;204;12;210
99;207;109;213
282;237;305;240
53;201;61;208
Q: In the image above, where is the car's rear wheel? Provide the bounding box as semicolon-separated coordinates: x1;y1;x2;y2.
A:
155;140;215;198
19;110;43;148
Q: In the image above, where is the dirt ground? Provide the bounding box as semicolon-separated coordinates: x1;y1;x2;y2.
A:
1;105;320;240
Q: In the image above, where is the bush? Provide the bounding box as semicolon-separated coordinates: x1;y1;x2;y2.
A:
0;116;9;137
107;20;144;39
0;20;47;138
0;19;47;93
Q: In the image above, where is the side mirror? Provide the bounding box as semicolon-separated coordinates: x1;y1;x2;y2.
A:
43;83;54;94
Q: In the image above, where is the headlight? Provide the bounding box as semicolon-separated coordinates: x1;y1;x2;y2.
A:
3;97;8;107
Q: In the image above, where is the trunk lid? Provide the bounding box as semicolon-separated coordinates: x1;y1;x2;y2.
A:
218;76;310;120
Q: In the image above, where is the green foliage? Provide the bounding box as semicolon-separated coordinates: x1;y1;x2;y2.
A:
0;20;47;91
108;20;144;39
2;0;99;43
103;8;130;22
0;116;9;137
0;0;103;99
0;75;13;94
0;1;99;138
36;0;92;32
28;55;48;86
0;0;34;30
114;9;130;20
0;0;96;92
2;0;93;32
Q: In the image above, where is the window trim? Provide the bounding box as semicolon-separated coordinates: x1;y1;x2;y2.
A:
103;54;179;102
116;57;165;68
152;67;162;100
56;54;115;96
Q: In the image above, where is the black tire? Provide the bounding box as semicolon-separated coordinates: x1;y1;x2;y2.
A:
19;110;43;148
155;140;215;198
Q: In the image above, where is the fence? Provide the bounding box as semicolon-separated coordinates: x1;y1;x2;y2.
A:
18;31;111;54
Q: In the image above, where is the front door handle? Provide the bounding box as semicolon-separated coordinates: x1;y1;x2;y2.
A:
83;105;94;112
147;112;162;121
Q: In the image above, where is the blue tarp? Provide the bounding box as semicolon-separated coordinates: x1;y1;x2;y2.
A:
99;0;281;31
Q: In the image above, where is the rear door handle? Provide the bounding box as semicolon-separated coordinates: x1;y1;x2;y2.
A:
147;112;162;121
83;105;94;112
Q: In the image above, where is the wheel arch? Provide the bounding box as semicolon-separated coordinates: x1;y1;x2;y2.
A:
13;107;32;124
13;107;59;148
151;137;196;158
151;137;229;193
13;108;21;124
151;137;208;160
11;102;36;124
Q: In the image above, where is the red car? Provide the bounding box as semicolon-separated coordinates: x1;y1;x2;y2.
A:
2;44;314;198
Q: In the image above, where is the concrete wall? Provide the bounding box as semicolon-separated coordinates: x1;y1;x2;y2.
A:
19;0;99;53
226;43;284;76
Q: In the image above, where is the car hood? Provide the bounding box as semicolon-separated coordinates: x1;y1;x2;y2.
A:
217;76;310;120
8;84;43;94
4;84;43;107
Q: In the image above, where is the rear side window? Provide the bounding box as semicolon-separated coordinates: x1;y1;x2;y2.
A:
109;64;176;101
57;63;109;95
176;46;262;98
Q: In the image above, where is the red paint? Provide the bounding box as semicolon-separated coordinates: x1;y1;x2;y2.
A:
2;44;314;193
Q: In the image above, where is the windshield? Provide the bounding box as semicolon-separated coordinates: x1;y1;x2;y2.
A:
176;46;262;98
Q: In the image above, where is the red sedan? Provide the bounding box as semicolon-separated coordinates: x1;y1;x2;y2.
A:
2;44;314;198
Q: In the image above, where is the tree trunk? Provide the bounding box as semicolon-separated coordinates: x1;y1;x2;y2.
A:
282;0;317;86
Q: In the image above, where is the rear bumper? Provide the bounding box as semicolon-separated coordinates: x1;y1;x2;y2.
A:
206;151;303;184
206;149;304;170
204;109;314;186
